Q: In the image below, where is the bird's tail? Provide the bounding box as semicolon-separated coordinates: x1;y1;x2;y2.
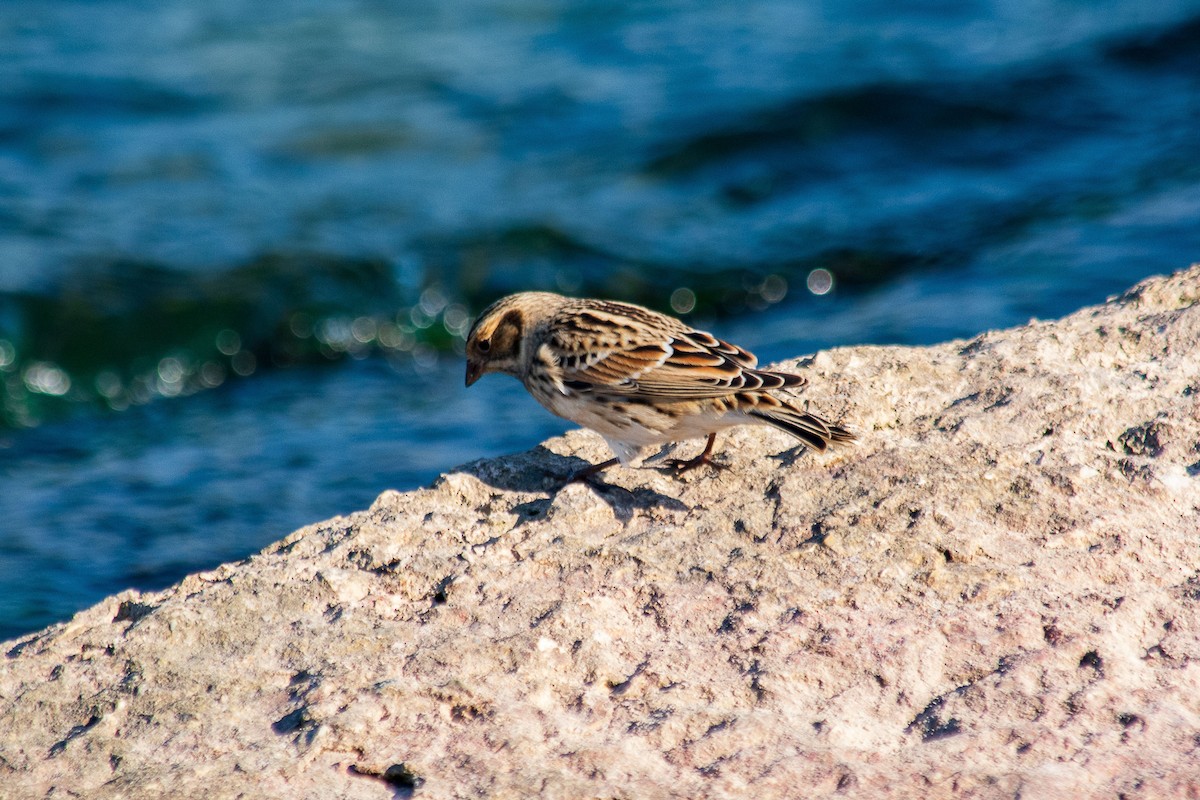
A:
747;401;855;452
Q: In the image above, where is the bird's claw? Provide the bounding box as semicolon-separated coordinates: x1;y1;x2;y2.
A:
660;432;722;475
663;456;727;475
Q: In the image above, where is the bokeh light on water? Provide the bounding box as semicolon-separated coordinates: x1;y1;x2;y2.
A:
670;288;696;314
807;269;834;296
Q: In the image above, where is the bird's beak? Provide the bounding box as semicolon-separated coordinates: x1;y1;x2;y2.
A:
465;360;482;387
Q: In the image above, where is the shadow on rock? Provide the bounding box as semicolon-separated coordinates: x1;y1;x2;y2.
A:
454;445;583;493
767;444;816;469
456;445;691;524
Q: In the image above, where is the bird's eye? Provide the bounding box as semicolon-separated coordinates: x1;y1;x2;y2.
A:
478;339;491;353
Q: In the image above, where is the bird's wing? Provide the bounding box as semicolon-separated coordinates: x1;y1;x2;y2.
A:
546;300;804;399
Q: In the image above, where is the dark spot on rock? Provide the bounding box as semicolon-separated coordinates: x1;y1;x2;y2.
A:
272;707;309;735
349;764;424;798
985;386;1015;409
627;707;672;735
6;636;36;658
907;697;961;742
704;719;731;737
746;659;766;701
1079;650;1104;674
289;669;315;686
113;600;157;623
431;575;453;606
609;661;647;695
48;714;101;757
1118;420;1167;457
1009;476;1034;497
1119;458;1154;481
1184;576;1200;601
959;337;986;356
802;521;826;546
450;703;490;723
530;601;561;628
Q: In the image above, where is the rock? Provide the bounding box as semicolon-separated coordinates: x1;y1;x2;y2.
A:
3;267;1200;800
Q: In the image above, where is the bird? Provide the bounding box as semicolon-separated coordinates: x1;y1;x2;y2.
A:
464;292;855;482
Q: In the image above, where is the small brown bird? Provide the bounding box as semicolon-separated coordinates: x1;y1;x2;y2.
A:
465;292;854;481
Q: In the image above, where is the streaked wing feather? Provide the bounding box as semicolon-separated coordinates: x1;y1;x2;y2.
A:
549;300;803;400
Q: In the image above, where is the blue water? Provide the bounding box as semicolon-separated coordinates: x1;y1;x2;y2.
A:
3;0;1200;640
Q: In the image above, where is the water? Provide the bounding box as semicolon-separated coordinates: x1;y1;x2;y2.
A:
3;0;1199;640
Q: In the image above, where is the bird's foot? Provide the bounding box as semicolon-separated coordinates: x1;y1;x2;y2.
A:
661;433;724;475
663;455;727;474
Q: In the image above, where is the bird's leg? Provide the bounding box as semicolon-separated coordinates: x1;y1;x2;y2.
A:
664;433;725;474
567;457;620;483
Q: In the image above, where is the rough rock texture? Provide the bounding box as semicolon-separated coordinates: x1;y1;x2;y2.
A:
4;268;1200;800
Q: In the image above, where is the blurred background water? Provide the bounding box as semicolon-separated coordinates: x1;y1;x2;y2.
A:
3;0;1200;641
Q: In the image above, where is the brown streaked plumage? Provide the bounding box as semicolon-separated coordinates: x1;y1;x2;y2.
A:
465;292;855;481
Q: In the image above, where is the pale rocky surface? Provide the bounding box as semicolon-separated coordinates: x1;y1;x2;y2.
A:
3;267;1200;800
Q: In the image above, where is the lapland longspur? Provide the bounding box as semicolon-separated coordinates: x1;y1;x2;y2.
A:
465;292;854;481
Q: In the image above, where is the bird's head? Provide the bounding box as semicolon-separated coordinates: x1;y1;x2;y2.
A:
465;294;534;386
